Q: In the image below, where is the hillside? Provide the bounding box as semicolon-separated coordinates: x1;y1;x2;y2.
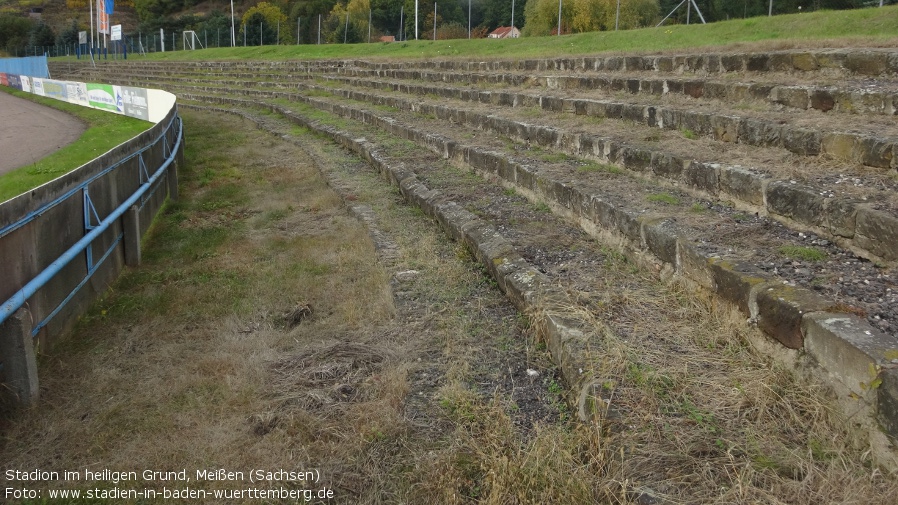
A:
5;0;896;57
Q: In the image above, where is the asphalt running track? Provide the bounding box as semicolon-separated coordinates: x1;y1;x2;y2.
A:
0;91;86;177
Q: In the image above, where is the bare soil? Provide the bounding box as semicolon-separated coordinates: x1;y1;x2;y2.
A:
0;91;85;176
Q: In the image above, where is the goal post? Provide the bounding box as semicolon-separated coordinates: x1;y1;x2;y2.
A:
182;30;205;50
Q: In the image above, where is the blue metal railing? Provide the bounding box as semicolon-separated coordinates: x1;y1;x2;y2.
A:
0;113;183;335
0;112;180;240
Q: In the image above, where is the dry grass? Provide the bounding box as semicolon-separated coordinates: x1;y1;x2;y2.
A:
257;98;898;503
410;384;621;504
0;110;397;498
548;257;898;505
13;93;893;504
1;106;600;504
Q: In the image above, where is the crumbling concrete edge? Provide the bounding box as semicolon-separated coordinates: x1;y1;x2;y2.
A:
346;48;898;77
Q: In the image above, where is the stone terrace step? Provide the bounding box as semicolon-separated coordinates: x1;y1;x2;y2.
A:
271;65;898;117
343;48;898;77
302;72;898;169
58;58;898;452
85;48;893;76
73;63;898;116
87;70;898;267
188;89;898;447
63;63;898;172
170;82;898;318
129;76;898;322
66;62;898;170
51;47;898;79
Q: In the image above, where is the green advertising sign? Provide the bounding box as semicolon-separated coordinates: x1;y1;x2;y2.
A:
87;83;122;113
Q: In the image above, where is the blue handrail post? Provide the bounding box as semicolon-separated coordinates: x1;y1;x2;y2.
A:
0;308;39;407
167;123;181;202
123;205;141;267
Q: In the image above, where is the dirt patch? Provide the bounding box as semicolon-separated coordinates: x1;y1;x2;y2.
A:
0;91;86;176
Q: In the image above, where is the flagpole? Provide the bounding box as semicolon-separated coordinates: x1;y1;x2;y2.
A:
89;0;94;55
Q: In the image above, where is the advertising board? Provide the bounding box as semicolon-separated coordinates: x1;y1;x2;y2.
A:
87;83;123;113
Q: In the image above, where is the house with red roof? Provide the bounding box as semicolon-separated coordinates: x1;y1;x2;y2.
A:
487;26;520;39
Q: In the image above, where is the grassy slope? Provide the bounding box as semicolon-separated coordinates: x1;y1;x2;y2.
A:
0;88;152;203
65;5;898;62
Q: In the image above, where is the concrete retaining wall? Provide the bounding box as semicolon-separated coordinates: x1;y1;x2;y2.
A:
0;101;182;405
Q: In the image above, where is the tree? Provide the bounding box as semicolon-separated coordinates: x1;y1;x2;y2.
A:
323;6;356;42
242;12;276;44
522;0;573;35
198;11;233;47
57;20;81;47
240;2;289;44
290;0;340;43
571;0;610;32
28;22;56;49
326;0;371;42
134;0;184;21
612;0;659;28
0;14;33;54
481;0;528;30
369;0;403;37
524;0;656;35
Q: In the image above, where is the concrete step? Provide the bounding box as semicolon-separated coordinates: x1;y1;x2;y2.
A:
91;72;898;267
68;58;898;466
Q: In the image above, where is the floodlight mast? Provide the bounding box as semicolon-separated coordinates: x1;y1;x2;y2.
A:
557;0;562;36
511;0;515;33
230;0;236;46
615;0;620;30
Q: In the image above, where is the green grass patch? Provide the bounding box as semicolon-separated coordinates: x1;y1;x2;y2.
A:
539;151;571;163
646;193;680;205
778;245;827;262
681;128;697;140
59;7;898;63
533;201;551;213
0;88;152;203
